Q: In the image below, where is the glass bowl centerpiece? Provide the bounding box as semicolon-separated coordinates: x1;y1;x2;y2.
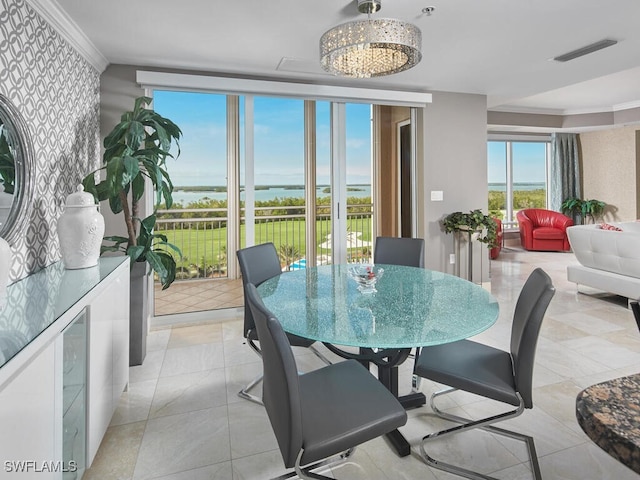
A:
348;264;384;294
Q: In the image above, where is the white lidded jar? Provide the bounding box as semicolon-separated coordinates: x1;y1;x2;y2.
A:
57;184;105;269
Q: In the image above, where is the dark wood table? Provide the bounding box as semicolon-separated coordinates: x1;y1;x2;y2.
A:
576;373;640;474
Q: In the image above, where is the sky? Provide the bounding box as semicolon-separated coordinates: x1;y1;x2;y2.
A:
487;141;547;184
153;91;372;187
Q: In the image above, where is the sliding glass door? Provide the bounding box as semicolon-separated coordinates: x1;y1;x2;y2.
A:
152;90;409;317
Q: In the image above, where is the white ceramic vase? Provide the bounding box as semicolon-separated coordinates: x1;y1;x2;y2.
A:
57;185;105;269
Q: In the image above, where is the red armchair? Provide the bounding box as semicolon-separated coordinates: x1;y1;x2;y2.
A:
490;218;503;260
516;208;573;251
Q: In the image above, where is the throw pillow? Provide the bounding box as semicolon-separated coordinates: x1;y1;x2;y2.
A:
600;223;623;231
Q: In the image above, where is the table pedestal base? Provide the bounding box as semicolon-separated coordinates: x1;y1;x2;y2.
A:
323;344;425;457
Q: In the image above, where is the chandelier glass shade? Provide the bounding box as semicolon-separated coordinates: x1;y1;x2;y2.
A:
320;18;422;78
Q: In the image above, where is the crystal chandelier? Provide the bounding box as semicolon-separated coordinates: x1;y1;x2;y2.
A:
320;0;422;78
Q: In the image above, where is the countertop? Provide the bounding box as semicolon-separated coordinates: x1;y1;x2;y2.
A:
0;257;129;378
575;373;640;474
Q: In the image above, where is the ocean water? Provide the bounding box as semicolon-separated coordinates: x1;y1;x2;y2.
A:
172;185;372;205
488;183;545;191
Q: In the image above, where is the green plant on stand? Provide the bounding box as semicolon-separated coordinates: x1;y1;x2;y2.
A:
442;209;498;248
443;209;498;282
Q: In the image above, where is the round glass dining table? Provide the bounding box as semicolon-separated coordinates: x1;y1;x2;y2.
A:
257;264;499;350
257;264;499;457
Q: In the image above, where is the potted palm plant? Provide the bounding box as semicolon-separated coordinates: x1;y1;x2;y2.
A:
561;197;606;224
82;96;182;365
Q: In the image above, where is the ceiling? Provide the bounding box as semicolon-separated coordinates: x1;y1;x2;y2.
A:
52;0;640;116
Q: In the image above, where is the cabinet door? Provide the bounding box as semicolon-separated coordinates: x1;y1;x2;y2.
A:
0;343;56;479
62;310;87;480
86;267;129;465
109;269;129;406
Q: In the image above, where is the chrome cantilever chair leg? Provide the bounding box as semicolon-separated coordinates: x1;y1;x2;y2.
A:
238;337;332;406
238;336;265;405
238;372;264;405
419;388;542;480
269;448;356;480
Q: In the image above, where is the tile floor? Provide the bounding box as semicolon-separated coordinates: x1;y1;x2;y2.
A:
154;278;243;316
85;247;640;479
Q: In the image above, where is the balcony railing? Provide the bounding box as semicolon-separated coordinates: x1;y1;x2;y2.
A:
156;204;373;281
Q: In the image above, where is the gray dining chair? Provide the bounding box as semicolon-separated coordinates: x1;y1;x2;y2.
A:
374;235;425;388
236;243;330;405
413;267;555;480
245;283;408;480
373;236;425;268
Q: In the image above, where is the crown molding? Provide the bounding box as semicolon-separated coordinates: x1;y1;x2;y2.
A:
26;0;109;73
613;100;640;112
488;105;565;116
492;100;640;117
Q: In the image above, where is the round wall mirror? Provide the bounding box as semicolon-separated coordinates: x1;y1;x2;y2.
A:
0;94;35;245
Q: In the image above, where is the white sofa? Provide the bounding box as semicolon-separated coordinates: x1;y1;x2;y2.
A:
566;222;640;301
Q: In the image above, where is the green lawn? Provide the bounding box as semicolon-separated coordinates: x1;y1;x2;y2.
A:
159;217;372;276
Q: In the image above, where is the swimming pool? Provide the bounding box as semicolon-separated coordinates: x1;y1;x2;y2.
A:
288;258;307;270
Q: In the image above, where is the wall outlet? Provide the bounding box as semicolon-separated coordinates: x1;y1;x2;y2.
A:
449;254;456;264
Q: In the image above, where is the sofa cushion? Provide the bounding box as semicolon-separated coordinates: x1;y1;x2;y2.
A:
567;224;640;279
532;227;565;240
600;223;623;231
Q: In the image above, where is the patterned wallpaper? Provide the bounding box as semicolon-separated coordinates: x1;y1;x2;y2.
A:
0;0;100;281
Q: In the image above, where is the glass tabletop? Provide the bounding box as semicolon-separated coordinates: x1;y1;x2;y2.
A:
257;264;499;349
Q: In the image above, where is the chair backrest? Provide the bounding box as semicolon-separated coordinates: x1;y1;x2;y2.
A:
510;268;555;408
373;236;425;268
236;243;282;337
518;208;573;229
245;283;303;468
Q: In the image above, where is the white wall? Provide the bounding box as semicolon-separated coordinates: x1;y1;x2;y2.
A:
579;126;640;221
418;91;489;279
99;65;146;239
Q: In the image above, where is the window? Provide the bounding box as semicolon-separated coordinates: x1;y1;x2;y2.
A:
488;140;550;229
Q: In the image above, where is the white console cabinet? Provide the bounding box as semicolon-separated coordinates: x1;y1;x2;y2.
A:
0;257;130;479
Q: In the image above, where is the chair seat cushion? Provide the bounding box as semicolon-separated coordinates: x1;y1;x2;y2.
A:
298;360;407;466
247;328;315;348
532;227;565;240
414;340;520;406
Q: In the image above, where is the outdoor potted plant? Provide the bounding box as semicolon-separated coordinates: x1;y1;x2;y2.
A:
442;209;498;247
82;96;182;365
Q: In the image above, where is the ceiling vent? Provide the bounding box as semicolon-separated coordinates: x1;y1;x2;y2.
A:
553;39;618;62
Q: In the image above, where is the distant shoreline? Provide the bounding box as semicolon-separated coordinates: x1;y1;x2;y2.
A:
174;184;371;192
